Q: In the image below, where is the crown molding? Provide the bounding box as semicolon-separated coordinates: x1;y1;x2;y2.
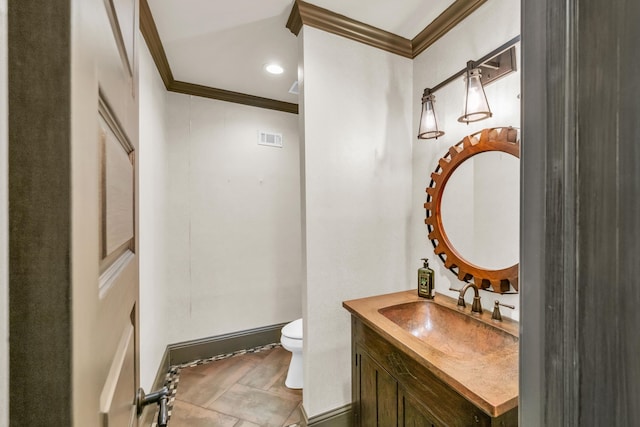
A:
412;0;488;58
139;0;173;88
169;81;299;114
139;0;298;114
287;0;412;58
286;0;489;59
141;0;489;114
285;1;303;35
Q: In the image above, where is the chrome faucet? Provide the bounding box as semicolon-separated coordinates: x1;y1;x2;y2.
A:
450;283;483;314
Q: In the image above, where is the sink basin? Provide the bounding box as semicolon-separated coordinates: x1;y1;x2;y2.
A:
344;290;519;417
378;300;518;358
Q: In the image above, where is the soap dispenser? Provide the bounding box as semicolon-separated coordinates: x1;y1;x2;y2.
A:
418;258;435;299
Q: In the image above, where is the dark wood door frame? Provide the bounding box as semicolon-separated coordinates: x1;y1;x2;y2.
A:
521;0;640;425
8;2;72;425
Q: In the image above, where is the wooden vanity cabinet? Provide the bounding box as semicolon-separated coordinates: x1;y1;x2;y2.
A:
351;317;518;427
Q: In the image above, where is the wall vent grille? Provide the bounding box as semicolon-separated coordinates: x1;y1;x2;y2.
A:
258;131;283;148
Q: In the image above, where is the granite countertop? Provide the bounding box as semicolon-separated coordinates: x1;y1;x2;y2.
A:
343;289;519;418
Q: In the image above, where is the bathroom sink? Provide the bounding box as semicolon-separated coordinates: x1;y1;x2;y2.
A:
344;291;519;417
378;300;518;358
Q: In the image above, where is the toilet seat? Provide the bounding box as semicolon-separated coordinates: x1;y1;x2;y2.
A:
280;335;302;351
281;318;302;340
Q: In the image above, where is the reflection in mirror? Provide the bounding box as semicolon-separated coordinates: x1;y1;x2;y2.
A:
440;151;519;270
425;127;519;293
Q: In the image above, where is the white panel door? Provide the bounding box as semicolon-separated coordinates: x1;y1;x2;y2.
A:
71;0;140;425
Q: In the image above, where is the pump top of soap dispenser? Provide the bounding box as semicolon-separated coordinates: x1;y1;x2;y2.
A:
421;258;429;268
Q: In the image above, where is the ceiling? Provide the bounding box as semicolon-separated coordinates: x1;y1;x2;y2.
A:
146;0;457;104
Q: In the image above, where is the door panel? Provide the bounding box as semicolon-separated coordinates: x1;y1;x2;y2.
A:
72;0;140;425
360;350;378;426
399;388;440;427
104;0;136;75
96;99;138;426
358;349;398;427
100;322;136;427
377;364;398;426
100;106;135;258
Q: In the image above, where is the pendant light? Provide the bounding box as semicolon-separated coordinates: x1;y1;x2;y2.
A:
458;61;492;123
417;89;444;140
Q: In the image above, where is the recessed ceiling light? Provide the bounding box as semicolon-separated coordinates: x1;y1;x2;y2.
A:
265;63;284;75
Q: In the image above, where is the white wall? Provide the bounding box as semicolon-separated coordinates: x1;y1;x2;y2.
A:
411;0;521;318
0;1;7;425
137;1;520;413
164;93;302;344
139;31;170;391
139;43;301;383
299;26;414;417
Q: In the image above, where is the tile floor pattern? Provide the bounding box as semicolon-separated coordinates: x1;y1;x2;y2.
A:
152;343;303;427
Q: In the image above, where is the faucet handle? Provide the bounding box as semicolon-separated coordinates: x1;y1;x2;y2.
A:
498;301;515;310
449;287;466;308
491;300;515;321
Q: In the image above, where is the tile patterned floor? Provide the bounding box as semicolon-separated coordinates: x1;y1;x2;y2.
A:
154;343;304;427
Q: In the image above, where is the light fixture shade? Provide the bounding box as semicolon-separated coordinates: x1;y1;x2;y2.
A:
458;67;492;123
418;91;444;140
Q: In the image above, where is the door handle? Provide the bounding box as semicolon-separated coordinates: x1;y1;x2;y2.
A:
136;386;169;427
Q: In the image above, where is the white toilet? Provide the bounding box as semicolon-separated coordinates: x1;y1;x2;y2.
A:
280;318;303;389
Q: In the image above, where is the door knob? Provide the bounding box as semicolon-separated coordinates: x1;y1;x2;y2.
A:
136;386;169;427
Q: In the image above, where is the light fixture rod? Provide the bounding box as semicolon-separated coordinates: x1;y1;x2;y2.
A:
430;68;467;94
428;35;521;94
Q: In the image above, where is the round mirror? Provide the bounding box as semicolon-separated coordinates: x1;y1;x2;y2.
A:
425;127;519;293
440;151;519;270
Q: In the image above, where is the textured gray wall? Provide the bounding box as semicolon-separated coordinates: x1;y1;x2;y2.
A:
0;0;8;425
8;1;72;425
521;0;640;424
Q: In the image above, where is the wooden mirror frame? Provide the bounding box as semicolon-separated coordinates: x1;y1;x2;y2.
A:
424;127;520;293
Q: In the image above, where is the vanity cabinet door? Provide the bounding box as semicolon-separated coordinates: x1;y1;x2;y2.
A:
399;388;442;427
352;317;504;426
355;347;398;426
355;347;441;427
351;317;518;426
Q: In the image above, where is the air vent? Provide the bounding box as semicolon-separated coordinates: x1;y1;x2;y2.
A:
258;131;283;148
288;81;299;95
